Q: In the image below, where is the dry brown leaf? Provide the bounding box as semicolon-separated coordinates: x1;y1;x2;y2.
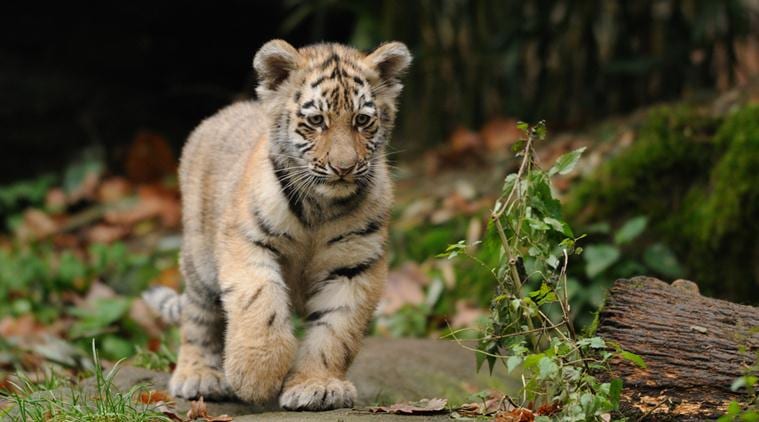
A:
45;188;67;213
448;127;482;155
103;184;181;229
97;177;132;203
138;390;173;404
130;299;164;338
85;224;128;244
369;398;448;414
450;300;486;328
480;118;522;152
495;407;534;422
536;403;561;416
154;266;181;290
17;208;58;241
187;397;233;421
125;131;177;184
455;392;511;417
379;263;429;315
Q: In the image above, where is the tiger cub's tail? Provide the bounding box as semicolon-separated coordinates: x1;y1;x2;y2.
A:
142;286;183;325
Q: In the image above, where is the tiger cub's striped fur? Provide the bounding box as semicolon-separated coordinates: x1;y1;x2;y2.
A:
143;40;411;410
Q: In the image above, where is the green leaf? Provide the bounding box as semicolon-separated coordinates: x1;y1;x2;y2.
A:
548;147;587;176
619;350;647;369
727;400;741;416
537;356;559;380
543;216;574;237
529;283;558;305
584;244;621;278
643;243;684;278
609;378;623;410
578;337;607;349
506;355;522;374
546;254;560;269
69;297;131;338
614;216;648;245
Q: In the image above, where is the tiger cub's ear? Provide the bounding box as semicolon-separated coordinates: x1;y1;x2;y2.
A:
253;40;300;93
365;41;412;83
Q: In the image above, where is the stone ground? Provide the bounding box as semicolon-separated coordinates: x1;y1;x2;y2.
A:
102;338;518;420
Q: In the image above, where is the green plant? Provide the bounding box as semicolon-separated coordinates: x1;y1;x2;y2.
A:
567;215;685;329
443;122;643;420
0;341;170;422
132;343;177;373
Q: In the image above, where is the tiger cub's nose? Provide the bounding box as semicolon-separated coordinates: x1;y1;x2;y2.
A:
329;163;356;177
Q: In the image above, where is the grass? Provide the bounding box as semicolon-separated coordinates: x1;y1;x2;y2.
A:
0;341;170;422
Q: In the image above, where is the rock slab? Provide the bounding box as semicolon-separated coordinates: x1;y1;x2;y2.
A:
104;337;517;420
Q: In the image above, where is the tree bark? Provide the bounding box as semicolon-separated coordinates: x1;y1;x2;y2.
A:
596;276;759;420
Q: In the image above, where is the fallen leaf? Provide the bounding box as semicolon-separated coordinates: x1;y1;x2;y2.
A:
130;299;165;338
187;396;233;421
85;224;128;244
536;402;560;416
17;208;58;241
97;177;133;203
153;266;181;290
480;118;522;152
369;398;447;414
495;407;534;422
138;390;172;405
104;184;181;229
153;401;184;421
450;300;486;328
379;263;429;315
45;188;67;214
125;131;177;184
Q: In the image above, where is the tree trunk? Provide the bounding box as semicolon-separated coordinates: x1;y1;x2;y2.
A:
596;276;759;420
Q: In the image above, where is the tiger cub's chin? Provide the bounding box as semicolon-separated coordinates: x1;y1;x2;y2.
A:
144;39;411;410
315;180;359;198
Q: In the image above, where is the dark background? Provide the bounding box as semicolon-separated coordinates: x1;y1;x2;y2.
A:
2;1;754;183
0;2;356;182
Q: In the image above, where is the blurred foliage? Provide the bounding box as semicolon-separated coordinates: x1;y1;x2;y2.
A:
285;0;752;148
567;104;759;300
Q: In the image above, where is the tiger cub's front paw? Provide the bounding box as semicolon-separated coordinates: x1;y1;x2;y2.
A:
169;364;233;400
279;376;357;411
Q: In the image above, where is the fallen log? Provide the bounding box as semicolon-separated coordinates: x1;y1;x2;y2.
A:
596;276;759;421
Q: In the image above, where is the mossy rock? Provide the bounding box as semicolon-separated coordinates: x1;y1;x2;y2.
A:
567;104;759;301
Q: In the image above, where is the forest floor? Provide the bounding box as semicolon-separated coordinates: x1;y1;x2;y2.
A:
1;80;757;420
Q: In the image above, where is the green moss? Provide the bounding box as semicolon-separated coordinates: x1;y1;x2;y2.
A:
566;105;719;219
567;105;759;301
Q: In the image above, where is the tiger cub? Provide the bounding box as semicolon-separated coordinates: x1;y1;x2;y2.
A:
143;40;411;410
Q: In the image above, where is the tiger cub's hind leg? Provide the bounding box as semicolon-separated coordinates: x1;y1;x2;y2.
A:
170;257;233;400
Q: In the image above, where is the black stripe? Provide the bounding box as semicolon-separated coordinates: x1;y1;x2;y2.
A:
267;312;277;326
328;220;383;244
271;157;308;226
187;311;218;327
301;99;315;109
321;351;329;368
253;240;282;258
156;290;174;311
243;286;264;311
310;76;326;88
294;91;301;102
306;306;347;322
352;76;364;86
327;255;380;280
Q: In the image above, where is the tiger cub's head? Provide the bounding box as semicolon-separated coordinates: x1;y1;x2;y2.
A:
254;40;411;198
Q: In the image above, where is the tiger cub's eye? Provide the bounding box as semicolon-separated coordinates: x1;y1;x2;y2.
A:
355;113;371;126
307;115;324;126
